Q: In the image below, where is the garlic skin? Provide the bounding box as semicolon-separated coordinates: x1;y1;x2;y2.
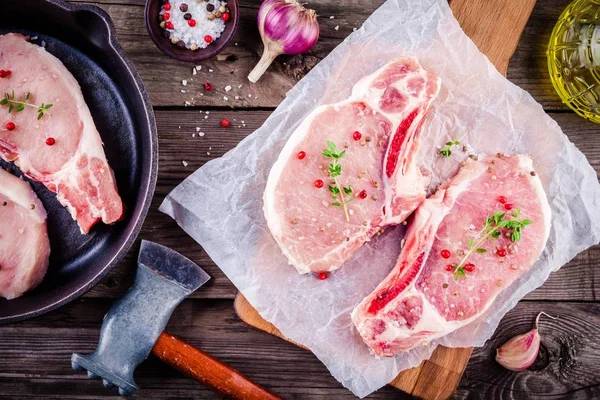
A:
495;328;540;371
248;0;320;83
495;312;557;372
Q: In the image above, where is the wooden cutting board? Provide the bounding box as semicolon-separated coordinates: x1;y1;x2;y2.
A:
235;0;536;398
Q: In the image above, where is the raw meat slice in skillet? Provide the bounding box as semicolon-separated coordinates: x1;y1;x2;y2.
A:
0;168;50;300
352;155;551;356
264;57;440;274
0;33;123;234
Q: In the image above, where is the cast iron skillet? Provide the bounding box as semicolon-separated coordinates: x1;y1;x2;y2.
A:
0;0;158;323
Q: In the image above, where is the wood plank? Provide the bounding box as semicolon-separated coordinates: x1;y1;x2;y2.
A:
450;0;536;76
457;302;600;399
85;109;600;302
71;0;575;110
75;0;375;108
1;299;599;399
507;0;572;111
0;299;406;399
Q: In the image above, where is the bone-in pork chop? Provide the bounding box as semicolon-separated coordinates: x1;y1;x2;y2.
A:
352;155;551;356
264;57;440;274
0;33;123;234
0;168;50;300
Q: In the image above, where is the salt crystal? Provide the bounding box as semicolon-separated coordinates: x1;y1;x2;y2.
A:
223;96;229;101
204;115;209;119
192;69;197;75
199;132;205;137
209;147;212;150
241;120;245;123
238;84;242;89
235;96;240;100
235;42;238;46
334;25;339;31
353;27;357;32
196;65;202;70
180;89;187;93
184;101;191;106
192;133;196;137
182;80;188;86
330;16;334;19
182;161;188;167
225;85;232;92
209;69;214;73
205;111;210;114
196;127;201;131
207;152;211;155
248;94;252;98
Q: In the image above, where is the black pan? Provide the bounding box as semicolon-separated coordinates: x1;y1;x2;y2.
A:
0;0;158;323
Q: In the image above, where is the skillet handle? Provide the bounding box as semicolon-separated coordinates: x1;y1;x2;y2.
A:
152;332;282;400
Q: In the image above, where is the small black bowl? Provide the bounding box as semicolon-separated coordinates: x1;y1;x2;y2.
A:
145;0;240;62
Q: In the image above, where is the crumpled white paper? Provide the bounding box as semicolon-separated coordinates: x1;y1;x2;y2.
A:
160;0;600;397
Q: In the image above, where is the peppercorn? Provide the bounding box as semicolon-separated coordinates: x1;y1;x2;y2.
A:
176;40;186;49
163;2;171;10
218;5;226;12
206;3;215;11
5;122;15;131
179;3;188;11
161;30;170;38
184;12;192;20
222;12;230;22
190;43;198;50
45;137;56;146
214;10;222;18
207;13;216;20
0;70;11;78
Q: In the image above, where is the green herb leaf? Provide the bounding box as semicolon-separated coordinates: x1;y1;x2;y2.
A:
331;202;341;207
327;141;336;152
25;92;31;100
454;265;466;280
521;219;532;227
468;238;474;248
491;231;501;238
328;185;340;195
15;103;25;112
343;186;353;195
512;207;521;218
8;103;13;113
476;248;487;253
0;98;7;106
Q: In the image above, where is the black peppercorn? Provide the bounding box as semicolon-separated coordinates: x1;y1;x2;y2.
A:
161;30;170;38
206;3;215;12
184;12;192;20
176;40;186;49
179;3;188;12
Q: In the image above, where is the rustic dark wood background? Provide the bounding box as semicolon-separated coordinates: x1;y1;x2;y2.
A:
1;0;599;399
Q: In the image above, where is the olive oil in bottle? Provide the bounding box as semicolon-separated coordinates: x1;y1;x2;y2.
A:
548;0;600;122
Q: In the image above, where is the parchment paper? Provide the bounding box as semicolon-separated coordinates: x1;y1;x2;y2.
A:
160;0;600;397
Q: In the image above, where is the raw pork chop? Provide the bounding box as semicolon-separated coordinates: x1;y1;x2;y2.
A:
0;168;50;300
264;57;440;274
0;33;123;233
352;155;551;356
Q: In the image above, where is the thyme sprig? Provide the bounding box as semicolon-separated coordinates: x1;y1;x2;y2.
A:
323;141;354;222
1;91;53;120
439;133;468;158
453;209;532;280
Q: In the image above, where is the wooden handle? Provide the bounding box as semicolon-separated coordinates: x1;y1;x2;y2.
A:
152;332;282;400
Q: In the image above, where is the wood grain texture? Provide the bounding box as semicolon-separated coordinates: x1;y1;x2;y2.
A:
67;0;572;110
1;0;598;399
153;332;282;400
449;0;537;75
1;299;599;399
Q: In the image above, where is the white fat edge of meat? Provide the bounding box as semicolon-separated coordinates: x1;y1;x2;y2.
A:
350;59;440;224
0;168;47;223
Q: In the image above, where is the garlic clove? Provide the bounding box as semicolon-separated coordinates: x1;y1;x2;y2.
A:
495;311;557;372
495;328;540;371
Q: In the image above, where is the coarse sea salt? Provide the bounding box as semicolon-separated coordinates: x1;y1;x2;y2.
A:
160;0;228;50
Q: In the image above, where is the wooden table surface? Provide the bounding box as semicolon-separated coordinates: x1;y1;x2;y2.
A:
1;0;600;399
